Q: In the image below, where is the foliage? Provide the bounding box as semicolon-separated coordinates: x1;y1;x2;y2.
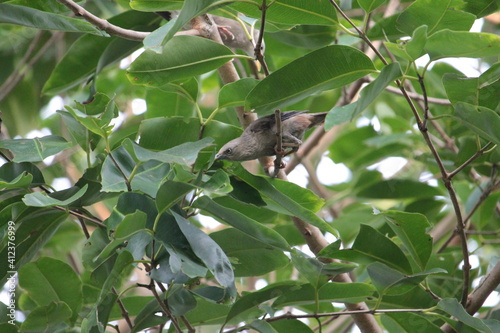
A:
1;0;500;332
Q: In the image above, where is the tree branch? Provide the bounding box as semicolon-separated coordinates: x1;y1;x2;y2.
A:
56;0;149;41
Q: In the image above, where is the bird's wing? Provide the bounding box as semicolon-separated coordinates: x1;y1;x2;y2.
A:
248;111;309;133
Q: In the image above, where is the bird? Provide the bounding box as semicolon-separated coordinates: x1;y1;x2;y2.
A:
216;111;328;161
157;11;262;57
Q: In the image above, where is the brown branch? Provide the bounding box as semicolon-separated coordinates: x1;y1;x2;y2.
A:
273;110;284;177
255;0;270;76
368;78;452;105
0;31;62;101
448;142;494;179
442;260;500;332
56;0;149;41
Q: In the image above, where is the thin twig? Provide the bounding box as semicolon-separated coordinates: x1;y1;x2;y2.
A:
273;110;284;177
255;0;270;76
56;0;149;41
149;284;183;333
448;142;494;179
108;152;132;192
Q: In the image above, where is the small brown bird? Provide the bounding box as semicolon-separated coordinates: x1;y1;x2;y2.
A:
216;111;328;161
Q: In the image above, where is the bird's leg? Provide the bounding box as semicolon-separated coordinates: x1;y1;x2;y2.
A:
218;26;235;40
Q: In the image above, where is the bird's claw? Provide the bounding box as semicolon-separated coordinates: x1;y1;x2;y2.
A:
218;26;235;40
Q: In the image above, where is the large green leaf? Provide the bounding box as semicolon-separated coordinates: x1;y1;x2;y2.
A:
319;224;412;273
367;262;444;296
218;78;259;109
224;281;302;325
123;137;214;166
358;0;387;13
172;212;237;298
426;30;500;60
43;11;157;95
443;64;500;111
357;179;442;199
210;228;290;277
453;102;500;146
381;211;433;270
396;0;475;36
325;62;402;128
130;0;183;11
195;196;290;250
382;312;442;333
0;135;72;163
272;282;376;307
231;0;338;25
139;117;241;150
22;185;88;207
18;257;82;325
127;35;235;86
227;164;336;235
0;209;67;286
0;162;45;187
19;301;72;333
246;45;375;114
0;3;105;35
438;298;493;332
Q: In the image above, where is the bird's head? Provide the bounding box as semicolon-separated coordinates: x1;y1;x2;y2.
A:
215;137;257;161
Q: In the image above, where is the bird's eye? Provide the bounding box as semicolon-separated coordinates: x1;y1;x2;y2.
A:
225;148;233;155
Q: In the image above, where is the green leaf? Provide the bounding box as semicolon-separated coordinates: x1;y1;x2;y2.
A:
438;298;493;332
325;62;402;129
156;180;194;214
224;281;302;325
231;1;338;25
246;45;376;114
20;301;72;333
43;11;156;95
443;65;500;110
357;179;442;199
272;282;376;307
396;0;475;36
321;224;412;273
291;250;356;288
18;257;82;325
227;164;336;235
462;0;500;17
218;78;259;109
0;135;72;163
270;319;314;333
381;211;433;270
0;162;45;187
384;25;428;62
426;30;500;60
172;212;237;297
453;102;500;146
0;3;105;35
139;117;241;150
123;137;214;166
22;185;88;207
382;312;443;333
358;0;387;13
130;0;182;11
127;35;235;86
209;228;290;277
195;196;290;250
247;319;279;333
0;170;32;190
0;210;68;286
367;262;444;296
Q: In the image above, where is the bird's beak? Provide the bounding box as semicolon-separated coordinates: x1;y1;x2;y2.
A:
215;153;224;160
